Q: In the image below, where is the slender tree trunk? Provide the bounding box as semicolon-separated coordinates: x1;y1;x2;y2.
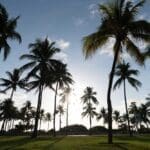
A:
59;113;61;131
10;89;14;100
31;85;43;138
66;100;69;135
123;80;132;136
53;82;58;137
107;41;120;144
89;115;92;135
4;120;8;131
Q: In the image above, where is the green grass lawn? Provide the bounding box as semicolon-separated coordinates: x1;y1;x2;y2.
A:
0;135;150;150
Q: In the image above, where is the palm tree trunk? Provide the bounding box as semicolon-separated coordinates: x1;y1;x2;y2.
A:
123;80;132;136
10;89;14;100
53;82;58;137
107;41;120;144
89;115;92;135
31;85;43;138
59;113;61;131
66;100;69;135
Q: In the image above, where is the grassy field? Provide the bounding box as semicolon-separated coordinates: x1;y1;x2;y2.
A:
0;135;150;150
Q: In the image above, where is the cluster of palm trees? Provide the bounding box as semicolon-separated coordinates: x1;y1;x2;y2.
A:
83;0;150;143
81;87;150;134
0;3;73;138
0;100;51;132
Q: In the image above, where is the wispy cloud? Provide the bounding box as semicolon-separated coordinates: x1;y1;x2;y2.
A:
88;4;99;18
56;39;70;50
74;18;85;26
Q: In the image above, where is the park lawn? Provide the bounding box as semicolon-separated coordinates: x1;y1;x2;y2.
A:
0;135;150;150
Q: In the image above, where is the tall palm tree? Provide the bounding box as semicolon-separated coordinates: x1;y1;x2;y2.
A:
51;63;73;136
60;87;72;134
0;3;21;60
20;38;61;138
56;105;65;130
82;0;149;143
45;112;51;131
113;61;141;136
82;103;97;134
81;87;98;133
0;68;26;99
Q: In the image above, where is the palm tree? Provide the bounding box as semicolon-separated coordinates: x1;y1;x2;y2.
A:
129;102;140;132
20;38;61;138
60;87;72;134
51;63;73;136
82;0;149;143
81;87;99;105
56;105;65;130
97;107;108;127
0;3;21;60
0;98;18;132
0;68;26;99
39;109;45;130
113;61;141;136
146;94;150;107
139;104;150;128
113;110;120;128
82;103;97;134
45;112;51;131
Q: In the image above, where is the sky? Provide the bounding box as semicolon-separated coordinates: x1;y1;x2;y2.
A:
0;0;149;130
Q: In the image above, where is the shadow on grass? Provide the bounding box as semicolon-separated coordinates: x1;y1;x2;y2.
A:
0;136;65;150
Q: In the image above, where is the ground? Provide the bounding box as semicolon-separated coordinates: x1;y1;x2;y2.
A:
0;135;150;150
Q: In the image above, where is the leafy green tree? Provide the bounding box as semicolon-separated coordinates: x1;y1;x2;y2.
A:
20;38;61;138
82;0;149;143
0;69;26;99
0;3;21;60
113;61;141;136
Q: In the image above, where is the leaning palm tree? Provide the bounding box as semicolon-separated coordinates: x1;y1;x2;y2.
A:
0;68;26;99
51;63;73;137
113;61;142;136
82;0;149;143
0;3;21;60
20;38;61;138
82;103;97;134
56;105;65;131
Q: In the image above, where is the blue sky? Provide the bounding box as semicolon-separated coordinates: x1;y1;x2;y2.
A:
0;0;150;129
